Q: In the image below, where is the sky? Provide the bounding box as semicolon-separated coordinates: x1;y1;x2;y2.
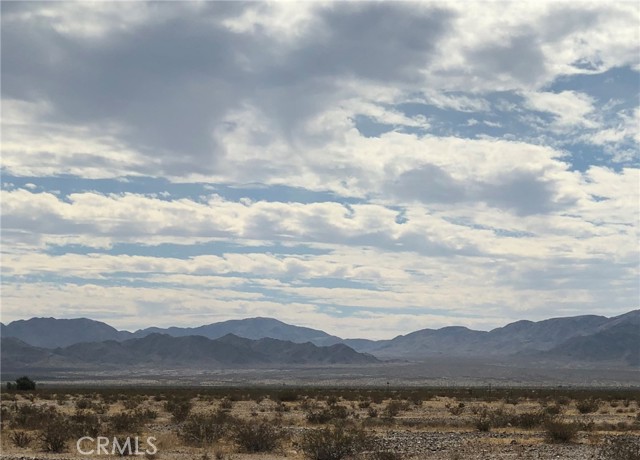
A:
1;1;639;339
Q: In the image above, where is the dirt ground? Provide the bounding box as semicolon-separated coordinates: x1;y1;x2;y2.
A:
1;388;639;459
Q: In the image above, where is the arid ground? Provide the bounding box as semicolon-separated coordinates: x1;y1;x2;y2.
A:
1;386;639;459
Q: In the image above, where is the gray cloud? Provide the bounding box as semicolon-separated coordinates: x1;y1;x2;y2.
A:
1;2;453;176
388;165;571;215
466;33;547;86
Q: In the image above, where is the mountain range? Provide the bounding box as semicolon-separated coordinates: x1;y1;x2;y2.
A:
1;333;377;373
1;310;638;371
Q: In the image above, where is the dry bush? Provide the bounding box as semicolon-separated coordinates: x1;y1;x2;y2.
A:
511;411;548;429
276;390;299;402
11;404;59;430
544;419;579;443
75;397;95;410
40;420;70;453
577;398;600;414
179;410;234;447
300;424;370;460
544;404;562;416
446;402;465;416
10;430;32;448
69;410;102;437
219;398;234;410
109;411;144;434
165;398;192;423
306;405;350;424
383;400;407;418
232;419;284;453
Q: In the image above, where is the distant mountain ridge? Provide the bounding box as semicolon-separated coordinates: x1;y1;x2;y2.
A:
1;333;378;373
2;310;638;367
132;317;342;346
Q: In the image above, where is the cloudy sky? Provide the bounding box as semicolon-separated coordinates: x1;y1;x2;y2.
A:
1;1;639;338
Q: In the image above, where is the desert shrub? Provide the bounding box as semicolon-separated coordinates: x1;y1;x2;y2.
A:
1;405;11;427
219;398;233;410
446;402;465;416
109;412;143;434
544;419;579;443
474;412;492;432
544;404;562;416
40;420;70;452
358;400;371;409
274;402;290;413
75;397;94;410
472;406;506;432
505;396;520;405
165;398;192;423
179;410;233;447
69;411;102;437
301;424;370;460
10;430;32;448
232;419;284;453
511;411;548;429
326;396;339;406
577;399;600;414
299;398;318;412
383;400;406;418
11;404;59;430
368;407;379;418
598;435;640;460
123;399;140;411
306;405;350;424
277;390;299;402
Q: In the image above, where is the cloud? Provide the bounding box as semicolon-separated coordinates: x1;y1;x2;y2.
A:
524;90;596;128
2;2;638;183
1;2;638;335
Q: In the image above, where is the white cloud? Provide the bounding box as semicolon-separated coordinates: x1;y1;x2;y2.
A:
1;1;638;335
524;90;597;128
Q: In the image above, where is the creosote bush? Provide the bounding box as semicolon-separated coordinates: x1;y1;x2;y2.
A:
40;419;70;453
544;419;579;443
165;398;192;423
232;419;284;453
179;410;234;447
10;430;32;448
577;398;600;414
306;405;350;424
301;423;370;460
